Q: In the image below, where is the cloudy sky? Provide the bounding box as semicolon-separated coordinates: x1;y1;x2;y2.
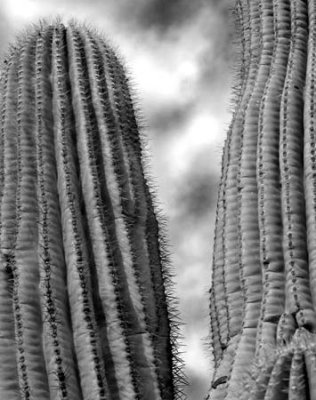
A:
0;0;236;398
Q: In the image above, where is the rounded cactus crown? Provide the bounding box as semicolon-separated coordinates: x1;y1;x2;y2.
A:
0;20;185;400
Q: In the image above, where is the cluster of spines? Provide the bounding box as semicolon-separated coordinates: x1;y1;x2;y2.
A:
0;20;185;399
209;0;316;399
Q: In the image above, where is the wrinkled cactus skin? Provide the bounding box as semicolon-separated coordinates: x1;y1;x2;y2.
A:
208;0;316;399
0;20;185;400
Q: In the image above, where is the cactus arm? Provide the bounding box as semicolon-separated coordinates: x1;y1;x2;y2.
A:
0;19;183;400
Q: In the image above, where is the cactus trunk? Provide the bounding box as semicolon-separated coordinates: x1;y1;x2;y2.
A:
209;0;316;399
0;21;184;400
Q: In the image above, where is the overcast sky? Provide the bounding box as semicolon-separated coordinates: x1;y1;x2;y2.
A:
0;1;236;398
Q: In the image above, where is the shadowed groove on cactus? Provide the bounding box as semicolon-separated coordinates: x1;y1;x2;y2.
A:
208;0;316;399
0;19;186;400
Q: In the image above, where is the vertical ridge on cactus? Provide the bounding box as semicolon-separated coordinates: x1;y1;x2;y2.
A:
210;0;264;396
15;32;52;398
281;0;316;331
0;20;184;400
227;1;277;394
0;46;21;400
52;24;115;399
208;0;252;390
256;0;290;364
36;26;82;400
209;0;316;399
305;0;316;312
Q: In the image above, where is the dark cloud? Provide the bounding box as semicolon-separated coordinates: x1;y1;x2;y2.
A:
196;3;236;99
146;100;195;135
135;0;205;33
182;293;209;326
181;176;215;220
172;150;219;226
133;0;234;35
197;51;233;115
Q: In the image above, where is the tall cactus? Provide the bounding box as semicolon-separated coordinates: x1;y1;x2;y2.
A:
0;20;185;400
209;0;316;399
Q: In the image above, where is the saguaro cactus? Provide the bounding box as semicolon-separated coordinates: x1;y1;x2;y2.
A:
0;21;184;399
209;0;316;399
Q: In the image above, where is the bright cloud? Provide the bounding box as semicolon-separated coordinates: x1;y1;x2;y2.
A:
167;113;223;176
3;0;38;21
183;332;213;393
3;0;89;25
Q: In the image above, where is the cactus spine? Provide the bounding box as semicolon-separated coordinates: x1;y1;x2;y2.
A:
0;21;184;400
209;0;316;399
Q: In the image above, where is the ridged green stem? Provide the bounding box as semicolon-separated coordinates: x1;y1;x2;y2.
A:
0;21;184;400
209;0;316;399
